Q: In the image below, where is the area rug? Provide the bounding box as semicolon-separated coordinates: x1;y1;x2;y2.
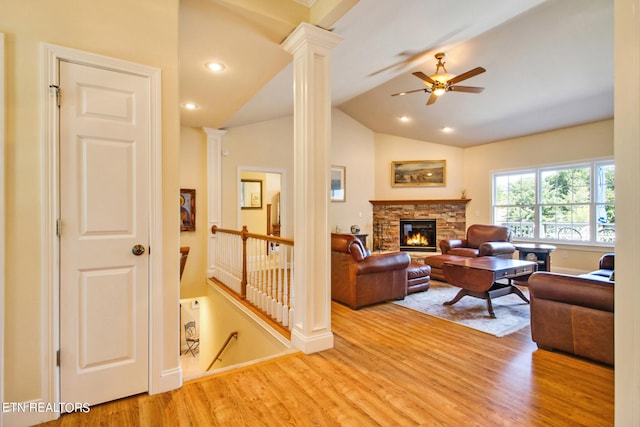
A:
393;281;530;337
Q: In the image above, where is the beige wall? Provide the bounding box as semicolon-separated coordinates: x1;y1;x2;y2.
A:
374;133;465;200
221;116;295;236
219;109;375;241
217;111;613;273
330;109;375;244
1;0;180;403
463;120;614;272
372;120;614;272
180;126;209;298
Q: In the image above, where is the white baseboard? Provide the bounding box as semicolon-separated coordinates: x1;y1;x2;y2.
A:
291;329;334;354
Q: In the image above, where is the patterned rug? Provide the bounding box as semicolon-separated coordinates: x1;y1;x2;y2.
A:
393;281;531;337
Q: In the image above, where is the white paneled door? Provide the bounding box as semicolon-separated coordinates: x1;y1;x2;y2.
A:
59;60;150;406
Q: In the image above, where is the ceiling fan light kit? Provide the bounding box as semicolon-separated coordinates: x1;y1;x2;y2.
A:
392;52;486;105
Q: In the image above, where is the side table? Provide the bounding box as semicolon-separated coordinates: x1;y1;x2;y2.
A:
514;243;556;272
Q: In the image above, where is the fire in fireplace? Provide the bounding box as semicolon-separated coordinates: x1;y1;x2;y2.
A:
399;219;436;252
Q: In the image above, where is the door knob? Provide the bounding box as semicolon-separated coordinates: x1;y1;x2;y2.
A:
132;245;146;256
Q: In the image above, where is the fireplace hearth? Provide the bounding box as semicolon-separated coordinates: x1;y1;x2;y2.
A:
399;219;436;252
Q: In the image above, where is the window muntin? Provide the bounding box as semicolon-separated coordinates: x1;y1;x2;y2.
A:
493;161;615;245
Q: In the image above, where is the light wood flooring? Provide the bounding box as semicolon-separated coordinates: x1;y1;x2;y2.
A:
41;300;614;426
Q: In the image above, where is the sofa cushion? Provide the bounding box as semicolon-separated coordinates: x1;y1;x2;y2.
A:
448;247;479;257
586;269;612;278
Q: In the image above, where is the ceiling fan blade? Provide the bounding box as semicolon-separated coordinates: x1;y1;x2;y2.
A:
447;67;486;85
412;71;436;85
391;88;428;97
426;92;438;105
449;85;484;93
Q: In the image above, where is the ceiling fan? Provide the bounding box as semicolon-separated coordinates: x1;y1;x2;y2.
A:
392;52;486;105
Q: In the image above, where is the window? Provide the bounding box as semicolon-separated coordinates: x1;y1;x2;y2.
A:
493;161;615;245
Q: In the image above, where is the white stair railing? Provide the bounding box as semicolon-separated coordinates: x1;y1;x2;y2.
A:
211;225;294;331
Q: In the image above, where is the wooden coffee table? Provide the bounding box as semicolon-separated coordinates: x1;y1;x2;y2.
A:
443;257;537;318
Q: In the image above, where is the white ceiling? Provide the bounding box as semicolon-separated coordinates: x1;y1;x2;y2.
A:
180;0;614;147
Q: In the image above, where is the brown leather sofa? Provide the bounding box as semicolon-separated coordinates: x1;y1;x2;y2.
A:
529;271;614;365
425;224;516;281
580;253;615;282
331;233;411;309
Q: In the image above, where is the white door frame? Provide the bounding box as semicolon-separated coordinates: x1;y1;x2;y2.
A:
0;32;6;427
236;166;287;233
42;44;165;416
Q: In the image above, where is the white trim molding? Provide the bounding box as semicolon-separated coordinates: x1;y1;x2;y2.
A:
0;32;6;427
40;43;169;423
204;127;227;277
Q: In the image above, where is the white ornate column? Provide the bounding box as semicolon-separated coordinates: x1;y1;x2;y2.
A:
204;127;226;277
282;23;342;354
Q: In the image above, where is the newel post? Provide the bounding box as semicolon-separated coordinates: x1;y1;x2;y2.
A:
240;225;249;298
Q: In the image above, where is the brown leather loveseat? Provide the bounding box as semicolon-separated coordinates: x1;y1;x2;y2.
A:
425;224;516;281
529;271;614;365
331;233;410;309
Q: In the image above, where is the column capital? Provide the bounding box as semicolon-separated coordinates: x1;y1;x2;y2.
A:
203;127;227;138
281;22;343;55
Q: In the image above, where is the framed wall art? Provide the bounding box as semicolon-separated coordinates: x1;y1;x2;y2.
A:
180;188;196;231
240;179;263;209
391;160;446;187
330;165;346;202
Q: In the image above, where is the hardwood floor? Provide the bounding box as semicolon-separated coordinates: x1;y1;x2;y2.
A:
41;301;614;426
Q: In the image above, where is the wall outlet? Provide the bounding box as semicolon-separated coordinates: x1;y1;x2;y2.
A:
191;300;199;309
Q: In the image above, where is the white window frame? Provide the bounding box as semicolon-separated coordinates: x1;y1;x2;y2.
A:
492;159;615;247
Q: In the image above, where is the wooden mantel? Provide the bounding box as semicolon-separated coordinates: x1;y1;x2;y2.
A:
369;199;471;206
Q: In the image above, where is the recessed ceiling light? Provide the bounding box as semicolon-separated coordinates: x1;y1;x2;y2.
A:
183;102;198;110
399;116;410;122
205;61;226;72
442;126;454;133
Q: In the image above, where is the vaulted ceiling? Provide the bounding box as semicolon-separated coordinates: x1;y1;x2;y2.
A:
180;0;613;147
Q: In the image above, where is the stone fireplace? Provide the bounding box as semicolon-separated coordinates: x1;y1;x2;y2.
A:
371;199;470;252
399;219;436;252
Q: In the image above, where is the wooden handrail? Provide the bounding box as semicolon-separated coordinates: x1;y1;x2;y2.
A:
207;331;238;371
211;225;294;245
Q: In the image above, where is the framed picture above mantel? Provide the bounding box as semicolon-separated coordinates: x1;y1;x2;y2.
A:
391;160;446;187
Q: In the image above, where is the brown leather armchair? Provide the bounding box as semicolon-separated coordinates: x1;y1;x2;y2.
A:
426;224;516;281
331;234;410;309
440;224;516;258
529;271;614;365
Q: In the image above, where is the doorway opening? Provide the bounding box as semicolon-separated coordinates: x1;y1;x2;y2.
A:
238;168;284;237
